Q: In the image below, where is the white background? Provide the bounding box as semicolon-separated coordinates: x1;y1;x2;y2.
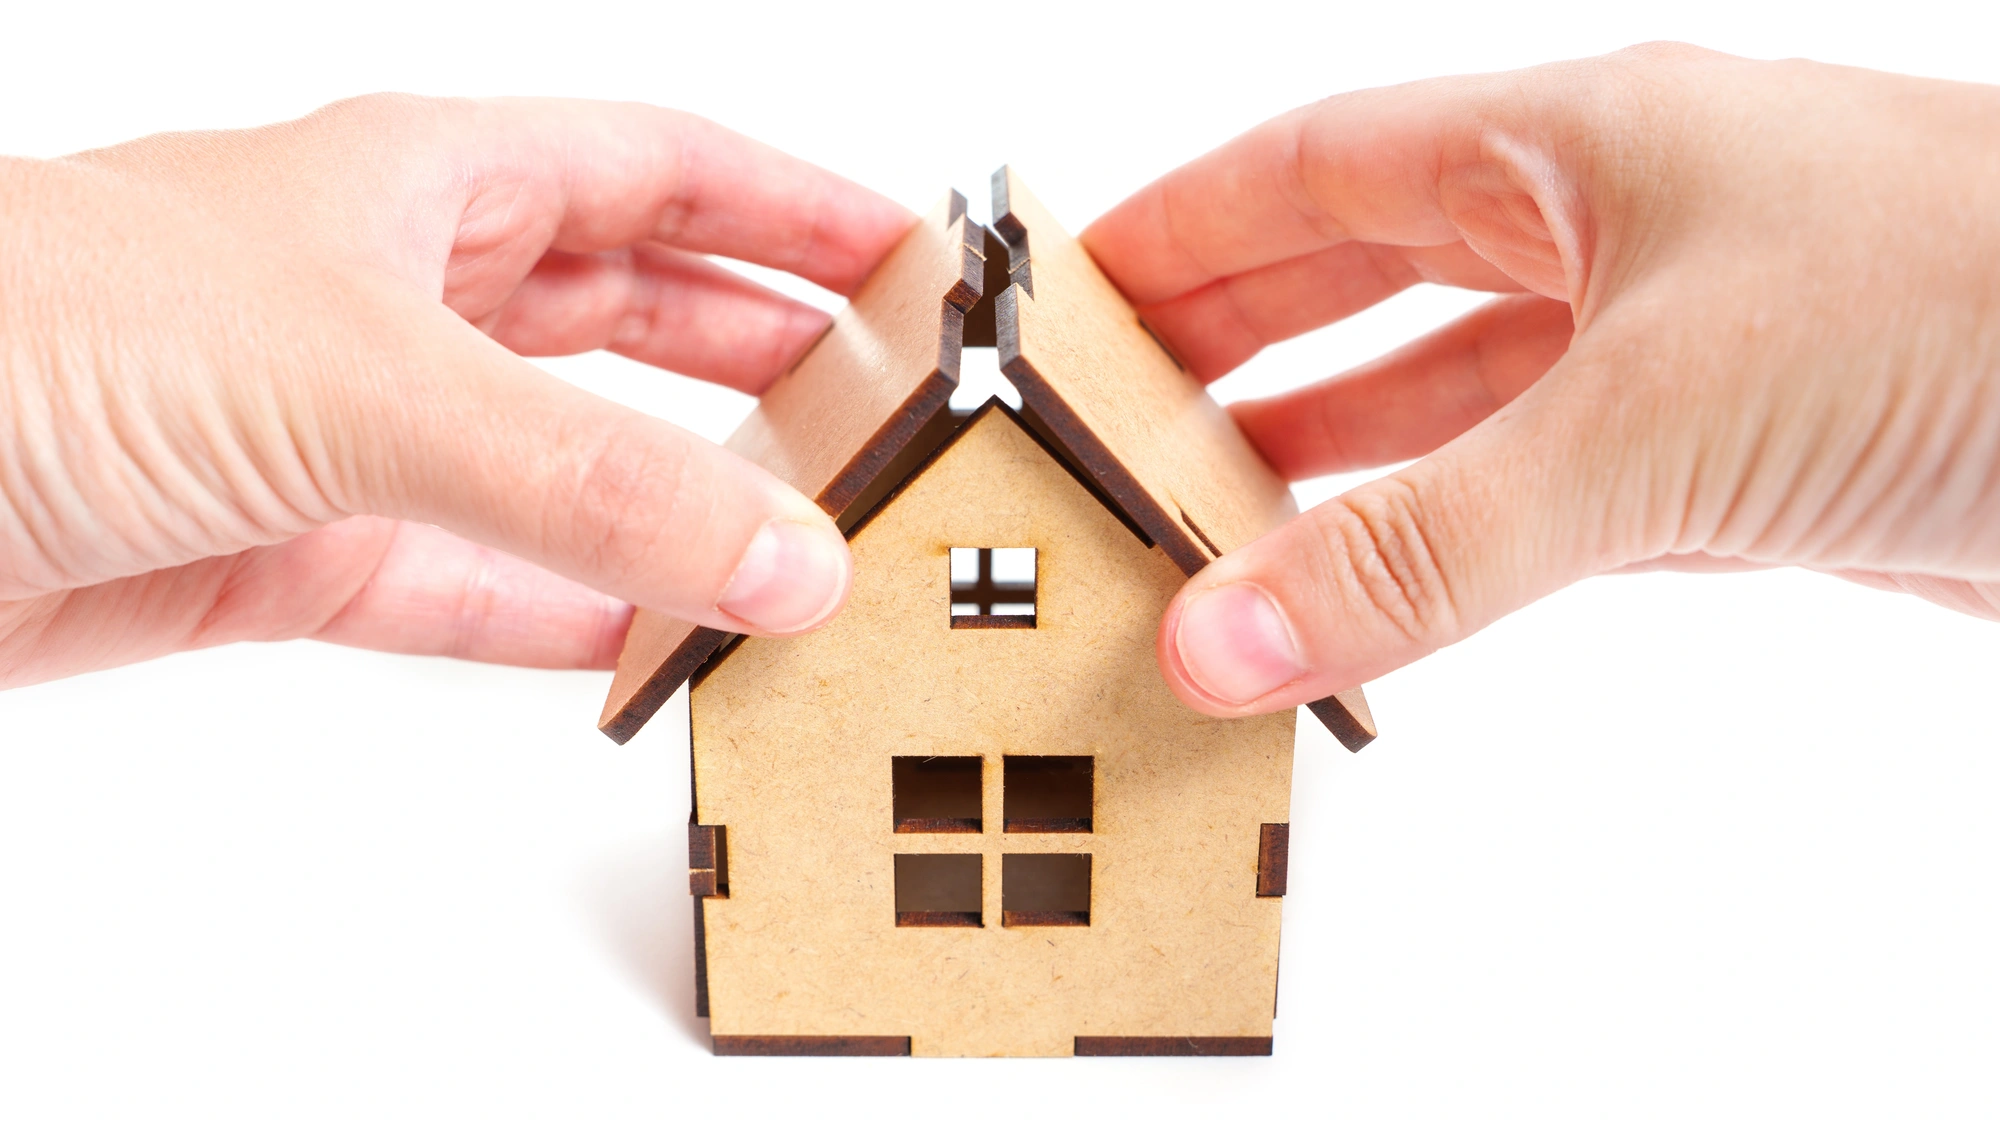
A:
3;1;1999;1120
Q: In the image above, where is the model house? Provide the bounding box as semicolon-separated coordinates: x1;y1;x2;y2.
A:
597;169;1376;1057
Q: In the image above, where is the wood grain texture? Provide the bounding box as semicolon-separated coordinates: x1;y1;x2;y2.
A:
1072;1036;1273;1056
598;193;985;743
1255;823;1289;898
990;167;1376;751
711;1035;912;1057
691;406;1294;1056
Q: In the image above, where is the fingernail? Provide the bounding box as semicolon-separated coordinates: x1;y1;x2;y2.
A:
1173;582;1307;706
717;519;849;634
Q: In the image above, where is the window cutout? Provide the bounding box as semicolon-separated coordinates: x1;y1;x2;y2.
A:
892;757;982;833
1001;853;1090;926
894;853;982;927
949;547;1036;628
1003;756;1092;833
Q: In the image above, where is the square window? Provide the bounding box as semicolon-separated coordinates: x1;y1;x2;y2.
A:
894;853;982;927
949;547;1036;628
892;756;982;833
1003;756;1092;833
1001;853;1090;926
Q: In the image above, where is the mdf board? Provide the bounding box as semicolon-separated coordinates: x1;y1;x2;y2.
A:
993;169;1376;750
600;193;984;742
993;167;1295;571
690;407;1296;1057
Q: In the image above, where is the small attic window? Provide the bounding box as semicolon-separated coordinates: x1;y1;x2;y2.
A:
949;547;1036;628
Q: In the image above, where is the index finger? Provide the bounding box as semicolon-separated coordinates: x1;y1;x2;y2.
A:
1079;59;1627;309
300;95;918;298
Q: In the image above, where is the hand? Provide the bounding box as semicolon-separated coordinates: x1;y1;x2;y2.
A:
0;96;913;688
1082;44;2000;717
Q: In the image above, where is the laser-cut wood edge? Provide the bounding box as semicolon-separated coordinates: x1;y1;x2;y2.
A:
1003;817;1092;834
711;1035;912;1056
693;896;710;1019
1255;823;1289;898
1072;1036;1273;1056
690;820;729;899
1002;910;1090;927
894;818;982;834
896;911;983;928
990;166;1376;751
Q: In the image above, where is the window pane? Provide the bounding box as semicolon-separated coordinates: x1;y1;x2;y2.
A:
895;854;982;927
1001;853;1090;926
989;547;1036;587
892;757;982;833
948;547;981;586
1003;756;1092;833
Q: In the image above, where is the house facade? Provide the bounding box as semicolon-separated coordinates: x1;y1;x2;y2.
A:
598;171;1377;1056
687;404;1297;1057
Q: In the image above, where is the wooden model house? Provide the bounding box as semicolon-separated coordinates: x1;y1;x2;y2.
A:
597;170;1377;1058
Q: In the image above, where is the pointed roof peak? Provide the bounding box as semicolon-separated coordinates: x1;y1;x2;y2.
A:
598;172;1375;750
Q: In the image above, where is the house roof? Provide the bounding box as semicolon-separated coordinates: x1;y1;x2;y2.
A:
598;171;1376;751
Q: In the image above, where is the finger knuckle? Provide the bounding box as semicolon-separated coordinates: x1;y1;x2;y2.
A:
1311;481;1460;645
559;419;701;588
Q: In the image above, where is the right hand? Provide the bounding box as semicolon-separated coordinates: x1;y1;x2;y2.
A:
1082;44;2000;717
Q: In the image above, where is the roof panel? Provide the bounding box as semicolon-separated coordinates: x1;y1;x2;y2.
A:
598;194;983;742
992;168;1375;750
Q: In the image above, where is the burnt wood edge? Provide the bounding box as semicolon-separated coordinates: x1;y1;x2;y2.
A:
818;206;982;525
599;625;732;744
603;370;952;736
689;821;729;898
598;207;984;744
1256;823;1289;898
1177;506;1224;558
1307;693;1378;752
1003;817;1091;833
996;288;1204;574
962;225;1010;348
999;288;1379;748
1073;1036;1272;1057
895;910;983;928
686;632;748;692
1014;398;1153;547
991;174;1382;752
894;817;982;833
842;398;1048;543
712;1035;912;1057
693;896;710;1019
989;167;1033;297
949;613;1036;629
1001;910;1090;927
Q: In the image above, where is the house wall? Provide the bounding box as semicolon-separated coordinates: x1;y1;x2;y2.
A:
689;406;1297;1057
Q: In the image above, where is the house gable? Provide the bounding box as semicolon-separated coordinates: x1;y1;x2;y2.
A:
598;171;1376;751
688;404;1296;1056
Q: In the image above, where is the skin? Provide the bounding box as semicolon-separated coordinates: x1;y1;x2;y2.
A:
1079;44;2000;717
6;48;1997;714
0;95;911;688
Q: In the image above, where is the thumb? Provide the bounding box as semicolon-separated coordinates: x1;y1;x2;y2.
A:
310;295;850;638
1157;368;1630;716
